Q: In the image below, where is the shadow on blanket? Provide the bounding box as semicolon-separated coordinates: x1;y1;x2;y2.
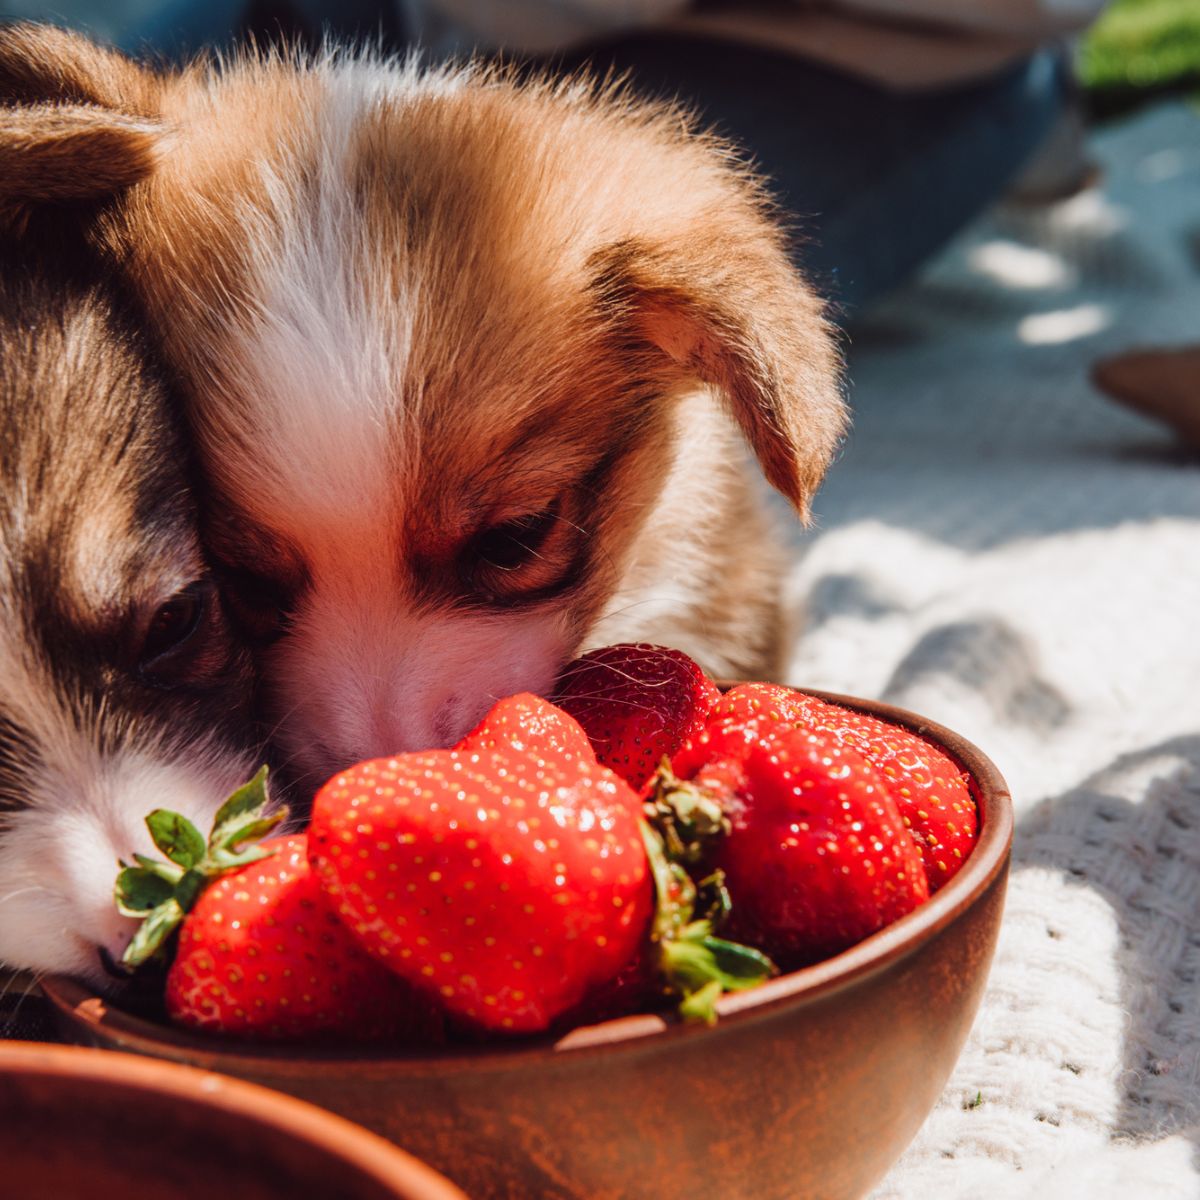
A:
1018;735;1200;1165
882;618;1071;733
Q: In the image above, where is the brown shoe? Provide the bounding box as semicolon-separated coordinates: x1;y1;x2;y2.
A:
1091;346;1200;449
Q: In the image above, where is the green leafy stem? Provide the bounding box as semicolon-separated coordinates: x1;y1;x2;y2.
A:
640;760;776;1025
114;767;288;969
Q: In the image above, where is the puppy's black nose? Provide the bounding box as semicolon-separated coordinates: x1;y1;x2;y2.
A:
97;945;129;980
97;945;168;1017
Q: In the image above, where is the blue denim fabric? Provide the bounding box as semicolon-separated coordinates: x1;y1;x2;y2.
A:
2;1;1066;313
552;34;1068;314
0;0;399;55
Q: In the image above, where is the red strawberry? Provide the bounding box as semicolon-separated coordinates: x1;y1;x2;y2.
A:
166;835;440;1042
687;684;978;890
553;643;721;789
115;771;439;1043
459;691;595;761
550;857;775;1029
308;695;654;1034
553;950;661;1029
667;723;930;968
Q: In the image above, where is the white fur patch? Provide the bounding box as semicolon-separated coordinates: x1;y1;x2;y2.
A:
208;65;424;548
0;622;255;983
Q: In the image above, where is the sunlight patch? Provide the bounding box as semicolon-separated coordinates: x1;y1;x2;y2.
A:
1018;304;1110;345
969;241;1077;290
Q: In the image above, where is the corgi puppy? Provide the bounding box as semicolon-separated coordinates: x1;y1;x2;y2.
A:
0;103;260;984
1;25;846;795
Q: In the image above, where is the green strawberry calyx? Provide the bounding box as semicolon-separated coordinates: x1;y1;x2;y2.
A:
640;804;776;1026
114;766;288;970
644;759;730;864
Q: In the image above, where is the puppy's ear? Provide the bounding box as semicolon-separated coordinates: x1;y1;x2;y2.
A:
0;105;164;205
589;231;846;520
0;23;165;213
0;21;159;114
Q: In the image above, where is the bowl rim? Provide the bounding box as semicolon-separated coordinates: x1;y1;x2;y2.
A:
42;686;1012;1075
0;1039;466;1198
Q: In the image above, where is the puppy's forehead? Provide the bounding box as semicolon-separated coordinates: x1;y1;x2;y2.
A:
0;276;200;626
140;65;640;555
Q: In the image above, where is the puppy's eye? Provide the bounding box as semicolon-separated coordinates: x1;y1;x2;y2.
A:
138;581;213;681
142;585;205;660
463;498;583;607
475;503;561;572
219;567;292;644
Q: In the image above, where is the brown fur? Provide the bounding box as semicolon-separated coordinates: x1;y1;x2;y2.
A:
0;105;163;213
0;22;159;113
0;90;263;975
0;237;249;729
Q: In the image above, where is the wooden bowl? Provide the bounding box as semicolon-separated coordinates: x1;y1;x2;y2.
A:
43;689;1012;1200
0;1040;464;1199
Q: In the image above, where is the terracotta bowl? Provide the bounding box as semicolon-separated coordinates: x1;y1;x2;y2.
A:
43;689;1012;1200
0;1040;464;1199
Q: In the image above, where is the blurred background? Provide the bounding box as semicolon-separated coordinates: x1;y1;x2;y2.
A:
0;0;1196;324
3;0;1197;107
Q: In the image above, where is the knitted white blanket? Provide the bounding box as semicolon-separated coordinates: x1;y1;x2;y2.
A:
779;101;1200;1199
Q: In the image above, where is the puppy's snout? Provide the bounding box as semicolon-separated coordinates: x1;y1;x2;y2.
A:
275;601;569;783
66;904;141;991
87;897;139;961
432;692;489;748
361;690;482;762
97;943;129;981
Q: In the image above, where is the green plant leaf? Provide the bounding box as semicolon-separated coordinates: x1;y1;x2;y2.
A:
694;868;732;927
115;765;285;978
660;924;777;1021
114;866;175;917
218;811;287;853
700;935;776;989
677;979;724;1025
121;897;185;968
208;765;272;851
640;820;696;944
145;809;206;869
641;815;777;1023
131;854;184;886
643;760;730;865
208;843;276;871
